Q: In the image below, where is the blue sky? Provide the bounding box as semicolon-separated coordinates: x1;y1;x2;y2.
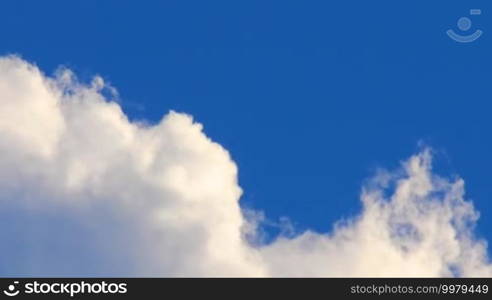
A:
1;0;491;257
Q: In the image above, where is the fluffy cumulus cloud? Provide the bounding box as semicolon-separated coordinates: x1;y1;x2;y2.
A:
0;55;491;277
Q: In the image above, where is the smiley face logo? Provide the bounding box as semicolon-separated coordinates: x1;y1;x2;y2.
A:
447;9;483;43
3;282;20;297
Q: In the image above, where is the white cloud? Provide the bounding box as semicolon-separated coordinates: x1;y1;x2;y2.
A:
0;55;490;277
260;150;492;276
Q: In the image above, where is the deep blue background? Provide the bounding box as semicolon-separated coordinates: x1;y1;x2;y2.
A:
1;1;491;244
